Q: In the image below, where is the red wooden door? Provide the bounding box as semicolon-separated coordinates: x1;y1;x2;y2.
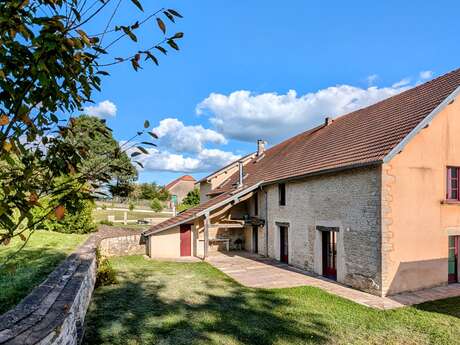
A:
180;224;191;256
280;226;288;263
448;236;458;283
322;231;337;280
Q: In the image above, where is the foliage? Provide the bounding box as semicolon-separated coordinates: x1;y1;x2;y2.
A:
0;231;87;314
95;249;117;288
149;198;163;212
177;188;200;212
138;183;170;201
128;202;135;211
40;199;97;234
65;116;138;193
0;0;183;250
99;220;114;227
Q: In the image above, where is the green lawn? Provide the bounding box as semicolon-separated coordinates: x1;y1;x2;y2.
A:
84;256;460;345
0;231;88;314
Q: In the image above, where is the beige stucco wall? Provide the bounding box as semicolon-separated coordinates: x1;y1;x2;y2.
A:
149;225;196;258
168;180;195;204
382;95;460;295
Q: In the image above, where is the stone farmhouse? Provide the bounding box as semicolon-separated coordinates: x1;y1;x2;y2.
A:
143;68;460;297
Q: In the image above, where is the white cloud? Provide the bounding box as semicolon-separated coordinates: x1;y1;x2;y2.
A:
153;118;226;154
391;78;411;88
419;70;433;80
367;74;379;86
84;100;117;118
135;148;239;173
196;83;412;142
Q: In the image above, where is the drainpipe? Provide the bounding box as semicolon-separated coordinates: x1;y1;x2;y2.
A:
260;186;269;257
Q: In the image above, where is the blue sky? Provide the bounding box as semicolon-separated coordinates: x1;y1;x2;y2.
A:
83;0;460;185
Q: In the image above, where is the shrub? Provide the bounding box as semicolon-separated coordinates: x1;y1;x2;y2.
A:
99;220;114;226
101;204;107;210
95;249;117;288
150;198;163;212
41;199;97;234
128;202;135;211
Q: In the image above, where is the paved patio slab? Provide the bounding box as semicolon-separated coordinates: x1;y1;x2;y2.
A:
206;251;460;310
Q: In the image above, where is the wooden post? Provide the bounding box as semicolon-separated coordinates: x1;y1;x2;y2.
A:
204;212;210;258
123;211;127;225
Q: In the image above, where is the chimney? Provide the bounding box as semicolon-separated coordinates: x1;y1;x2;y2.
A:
324;117;332;126
257;139;266;156
238;160;244;188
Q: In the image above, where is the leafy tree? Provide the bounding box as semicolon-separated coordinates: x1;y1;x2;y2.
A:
150;198;163;213
138;182;170;201
66;115;137;185
177;188;200;212
0;0;183;256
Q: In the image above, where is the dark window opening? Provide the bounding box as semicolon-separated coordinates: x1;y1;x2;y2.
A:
279;183;286;206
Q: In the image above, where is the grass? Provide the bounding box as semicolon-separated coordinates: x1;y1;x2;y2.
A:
93;209;169;223
0;230;88;314
84;256;460;345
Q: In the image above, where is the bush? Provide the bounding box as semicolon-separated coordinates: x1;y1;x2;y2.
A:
101;204;107;210
41;199;97;234
150;198;163;212
128;202;135;211
99;220;113;226
95;249;117;287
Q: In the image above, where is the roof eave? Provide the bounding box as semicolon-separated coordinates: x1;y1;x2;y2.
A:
142;182;262;237
383;85;460;163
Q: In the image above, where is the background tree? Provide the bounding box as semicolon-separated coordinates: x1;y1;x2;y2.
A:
177;188;200;212
66;115;138;197
0;0;184;254
138;182;170;201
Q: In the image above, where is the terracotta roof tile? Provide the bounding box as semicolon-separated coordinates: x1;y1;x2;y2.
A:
145;68;460;235
165;175;196;190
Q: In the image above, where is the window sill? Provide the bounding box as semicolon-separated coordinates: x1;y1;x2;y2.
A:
441;200;460;205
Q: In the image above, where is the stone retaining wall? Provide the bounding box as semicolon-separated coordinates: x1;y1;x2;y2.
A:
98;234;145;257
0;227;143;345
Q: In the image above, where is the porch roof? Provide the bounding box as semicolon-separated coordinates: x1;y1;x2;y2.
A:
142;182;262;236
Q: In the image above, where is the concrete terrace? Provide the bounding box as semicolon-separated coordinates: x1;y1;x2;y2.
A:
206;251;460;310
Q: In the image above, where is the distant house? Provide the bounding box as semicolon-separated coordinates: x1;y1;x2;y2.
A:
143;68;460;297
165;175;196;207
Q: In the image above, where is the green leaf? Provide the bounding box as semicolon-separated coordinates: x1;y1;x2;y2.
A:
167;9;183;18
148;132;159;139
131;151;141;157
145;51;159;65
144;120;150;128
130;0;144;11
167;39;179;50
156;18;166;34
155;45;167;55
137;146;149;154
141;141;157;146
164;11;175;23
134;161;144;168
172;32;184;39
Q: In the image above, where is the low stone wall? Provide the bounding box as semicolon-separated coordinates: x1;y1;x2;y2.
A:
0;227;143;345
99;234;145;257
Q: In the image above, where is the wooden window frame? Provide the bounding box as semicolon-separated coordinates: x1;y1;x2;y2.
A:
278;183;286;206
447;166;460;201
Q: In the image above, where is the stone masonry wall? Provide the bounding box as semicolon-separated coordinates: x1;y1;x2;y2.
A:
264;166;383;295
0;227;143;345
98;234;145;257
